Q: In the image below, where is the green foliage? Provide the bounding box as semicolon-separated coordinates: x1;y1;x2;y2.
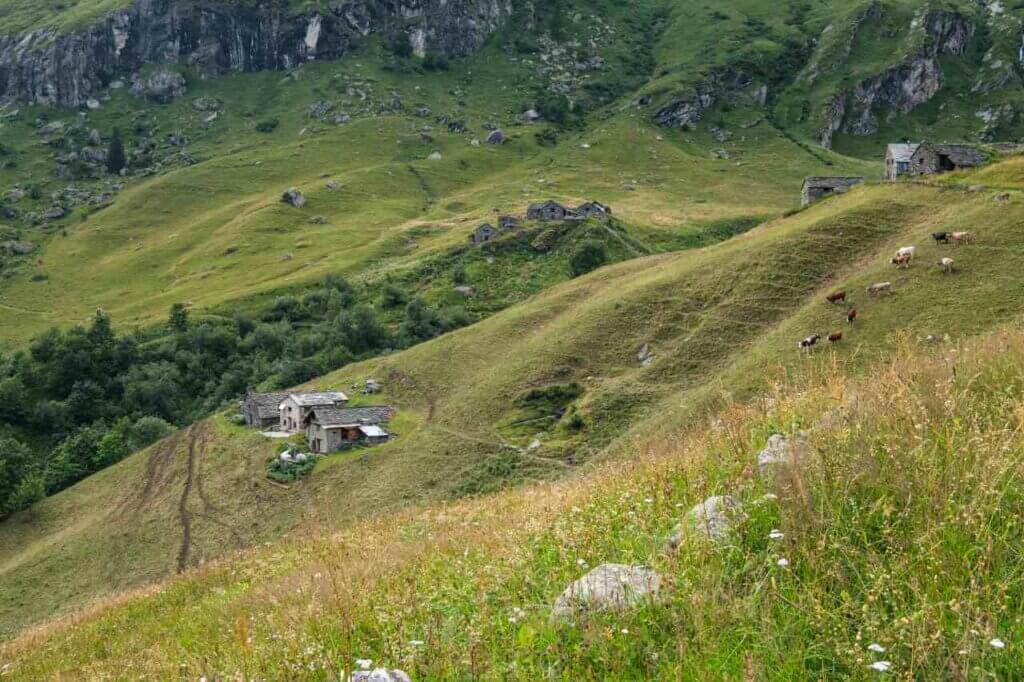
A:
421;52;449;72
569;239;609;277
168;303;189;332
255;118;279;134
391;32;413;59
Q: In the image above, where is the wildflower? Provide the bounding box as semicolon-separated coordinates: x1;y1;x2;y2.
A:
868;643;886;653
576;558;587;567
990;638;1006;650
776;557;789;567
621;628;629;634
645;498;654;504
409;640;425;647
868;661;891;672
355;659;373;670
763;493;779;501
768;529;784;540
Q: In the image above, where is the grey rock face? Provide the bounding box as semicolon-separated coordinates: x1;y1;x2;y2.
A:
653;68;758;130
551;564;663;619
131;69;186;103
757;433;808;478
0;0;513;106
0;240;34;255
816;9;973;147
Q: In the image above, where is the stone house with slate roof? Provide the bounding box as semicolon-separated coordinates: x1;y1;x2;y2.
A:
242;391;289;428
801;177;864;207
278;391;349;433
303;405;395;453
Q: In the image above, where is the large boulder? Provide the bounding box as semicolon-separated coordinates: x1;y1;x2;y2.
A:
551;564;663;619
757;433;806;478
281;188;306;208
667;495;746;549
133;70;187;104
485;129;506;145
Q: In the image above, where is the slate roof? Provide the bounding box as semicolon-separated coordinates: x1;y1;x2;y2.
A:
359;425;389;438
528;199;569;212
802;176;865;190
926;143;985;167
246;392;289;420
286;391;349;407
886;143;920;163
577;201;611;213
306;405;395;428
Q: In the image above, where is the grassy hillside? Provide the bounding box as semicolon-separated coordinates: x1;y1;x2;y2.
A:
3;163;1024;639
4;301;1024;678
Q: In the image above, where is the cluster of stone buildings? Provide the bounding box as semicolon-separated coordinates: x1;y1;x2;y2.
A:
469;200;612;245
241;388;393;454
800;141;985;207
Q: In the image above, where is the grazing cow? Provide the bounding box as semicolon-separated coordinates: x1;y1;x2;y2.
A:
828;331;843;343
826;291;847;304
890;254;912;269
895;246;916;260
932;231;950;244
938;257;955;274
798;333;822;352
847;309;858;324
867;282;892;296
951;231;974;246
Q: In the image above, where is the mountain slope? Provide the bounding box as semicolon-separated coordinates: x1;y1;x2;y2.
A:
3;163;1024;638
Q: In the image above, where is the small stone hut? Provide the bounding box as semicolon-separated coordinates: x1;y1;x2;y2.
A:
469;223;498;245
304;406;395;453
575;201;612;220
800;177;864;207
241;391;289;429
527;200;577;222
908;143;984;177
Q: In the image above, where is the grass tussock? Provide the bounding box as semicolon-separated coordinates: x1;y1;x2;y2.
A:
5;325;1024;679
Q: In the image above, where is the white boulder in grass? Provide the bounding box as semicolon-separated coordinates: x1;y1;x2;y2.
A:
350;669;412;682
666;495;746;549
757;433;808;479
551;564;663;619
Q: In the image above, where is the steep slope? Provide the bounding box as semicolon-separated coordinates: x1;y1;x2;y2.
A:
3;163;1024;638
4;241;1024;679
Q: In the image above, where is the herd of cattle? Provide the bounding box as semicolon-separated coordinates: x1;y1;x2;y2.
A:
798;230;975;352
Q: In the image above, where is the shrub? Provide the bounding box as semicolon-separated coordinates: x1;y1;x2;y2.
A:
535;129;559;147
106;129;126;175
256;118;280;133
422;52;450;71
570;239;609;277
381;284;409;308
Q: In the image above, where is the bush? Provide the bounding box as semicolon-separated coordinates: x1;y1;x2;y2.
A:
452;264;468;285
422;52;450;71
381;284;409;308
391;32;413;58
570;239;609;277
106;130;126;175
535;129;559;147
256;119;280;134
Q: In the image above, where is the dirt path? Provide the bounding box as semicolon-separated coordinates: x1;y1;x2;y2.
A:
175;426;198;574
116;430;183;518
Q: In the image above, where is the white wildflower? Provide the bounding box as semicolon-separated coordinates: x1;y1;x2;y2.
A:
576;558;587;567
869;661;891;672
620;628;629;634
776;558;790;567
409;640;425;647
355;659;373;670
868;643;886;653
990;638;1006;649
768;529;784;540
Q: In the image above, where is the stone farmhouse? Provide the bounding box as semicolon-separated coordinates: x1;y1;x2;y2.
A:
278;391;349;432
241;391;289;429
527;200;579;222
801;177;864;207
469;223;499;245
303;405;395;453
575;201;612;220
885;142;984;181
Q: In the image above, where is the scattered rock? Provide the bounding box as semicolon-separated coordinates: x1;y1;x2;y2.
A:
326;180;341;191
994;192;1012;202
85;98;101;111
132;69;187;104
350;669;411;682
454;285;475;297
0;240;33;255
740;118;763;129
757;433;806;479
281;188;306;208
415;106;432;118
637;343;654;367
521;108;542;122
201;111;219;128
712;149;732;160
43;206;66;220
527;439;542;451
192;97;222;112
88;128;102;146
308;100;333;119
709;126;731;142
333;112;352;125
968;184;985;192
668;495;746;548
167;132;188;147
447;120;468;134
281;252;294;261
4;188;25;202
637;95;653;107
38;120;65;135
551;564;663;619
470;138;480;146
309;215;328;224
485;130;506;145
427;151;442;161
363;379;383;395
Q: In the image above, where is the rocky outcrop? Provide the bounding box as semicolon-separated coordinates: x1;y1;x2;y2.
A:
0;0;512;106
653;68;765;130
817;9;974;147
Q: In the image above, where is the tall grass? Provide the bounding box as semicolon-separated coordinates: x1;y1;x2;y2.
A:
6;327;1024;679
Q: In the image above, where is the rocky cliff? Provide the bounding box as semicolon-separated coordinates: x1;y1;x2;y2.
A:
0;0;512;107
816;8;975;148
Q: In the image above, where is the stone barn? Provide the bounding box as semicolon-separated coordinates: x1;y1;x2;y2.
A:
527;200;577;222
242;391;289;429
885;143;919;181
800;177;864;207
498;215;520;230
908;143;984;177
575;201;612;220
469;223;498;245
304;405;395;453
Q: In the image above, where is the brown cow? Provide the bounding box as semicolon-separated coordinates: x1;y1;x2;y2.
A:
847;309;858;324
891;254;912;269
826;291;847;304
828;331;843;343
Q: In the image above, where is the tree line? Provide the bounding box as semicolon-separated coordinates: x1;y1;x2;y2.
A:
0;275;471;517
